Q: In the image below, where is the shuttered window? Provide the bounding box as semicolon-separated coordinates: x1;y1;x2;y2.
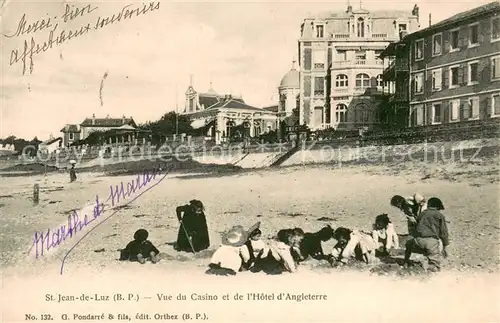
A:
314;77;325;96
304;76;311;97
304;48;312;71
449;100;460;121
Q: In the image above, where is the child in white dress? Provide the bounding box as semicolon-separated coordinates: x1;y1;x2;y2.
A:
372;213;399;255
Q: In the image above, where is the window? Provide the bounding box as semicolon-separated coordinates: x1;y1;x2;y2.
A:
337;50;347;61
468;61;479;84
449;99;460;121
316;25;324;38
467;97;480;119
414;72;424;94
336;104;348;123
189;98;194;111
314;77;325;96
469;24;479;46
432;103;442;124
313;50;325;69
303;48;312;70
492;17;500;42
432;33;442;56
355;50;366;60
398;24;407;32
376;74;383;87
336;74;348;87
303;75;311;97
450;29;460;50
493;94;500;116
357;18;365;37
492;56;500;80
432;69;442;91
449;66;459;87
411;104;424;126
69;132;74;140
355;73;370;88
414;39;424;60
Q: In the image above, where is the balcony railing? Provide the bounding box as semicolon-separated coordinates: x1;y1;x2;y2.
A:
314;63;325;69
331;59;383;68
330;33;393;40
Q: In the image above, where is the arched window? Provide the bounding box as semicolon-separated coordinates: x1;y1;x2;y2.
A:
335;74;348;88
336;104;348;123
355;73;370;88
357;18;365;37
377;74;383;87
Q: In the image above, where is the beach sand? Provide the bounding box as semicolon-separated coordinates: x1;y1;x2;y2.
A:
1;158;499;322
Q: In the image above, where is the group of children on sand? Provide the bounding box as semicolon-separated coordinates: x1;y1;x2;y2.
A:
118;194;449;274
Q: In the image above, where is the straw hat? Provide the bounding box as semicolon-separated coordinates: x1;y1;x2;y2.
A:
221;222;261;247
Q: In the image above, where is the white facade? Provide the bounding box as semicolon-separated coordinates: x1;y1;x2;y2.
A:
298;5;420;130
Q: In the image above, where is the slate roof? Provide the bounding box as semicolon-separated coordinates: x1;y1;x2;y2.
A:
80;117;137;127
60;124;79;133
198;94;221;109
208;99;263;111
402;1;500;39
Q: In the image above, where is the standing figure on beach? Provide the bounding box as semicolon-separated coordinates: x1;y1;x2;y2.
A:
69;160;77;182
390;193;426;237
403;197;449;272
119;229;160;264
175;200;210;253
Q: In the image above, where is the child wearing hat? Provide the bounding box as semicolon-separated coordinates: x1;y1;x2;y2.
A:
404;197;449;272
244;223;271;271
119;229;160;264
206;225;252;276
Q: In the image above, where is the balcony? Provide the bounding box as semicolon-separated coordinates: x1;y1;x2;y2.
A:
329;33;396;41
331;59;383;69
382;59;409;81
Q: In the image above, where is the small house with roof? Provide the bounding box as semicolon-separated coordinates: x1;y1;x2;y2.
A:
39;136;63;154
182;77;278;144
60;124;81;147
60;115;139;146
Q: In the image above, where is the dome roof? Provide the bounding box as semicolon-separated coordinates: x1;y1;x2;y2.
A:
279;68;299;89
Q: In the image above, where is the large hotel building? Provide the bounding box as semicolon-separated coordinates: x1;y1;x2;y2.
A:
380;1;500;128
297;4;420;130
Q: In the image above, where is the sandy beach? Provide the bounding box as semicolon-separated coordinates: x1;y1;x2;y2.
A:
1;156;499;322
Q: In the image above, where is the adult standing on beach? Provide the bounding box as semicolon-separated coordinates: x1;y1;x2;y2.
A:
69;160;77;183
175;200;210;253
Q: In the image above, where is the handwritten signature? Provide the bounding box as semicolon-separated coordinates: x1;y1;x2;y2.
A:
5;1;160;75
31;164;172;274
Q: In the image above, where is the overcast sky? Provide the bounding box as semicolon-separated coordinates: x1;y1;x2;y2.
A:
0;0;492;140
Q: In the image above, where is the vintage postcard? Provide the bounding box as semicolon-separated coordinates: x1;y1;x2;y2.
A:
1;0;499;321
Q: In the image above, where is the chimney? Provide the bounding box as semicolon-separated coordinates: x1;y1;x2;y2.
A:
347;4;352;12
106;114;109;119
92;113;95;125
122;115;126;124
429;13;432;27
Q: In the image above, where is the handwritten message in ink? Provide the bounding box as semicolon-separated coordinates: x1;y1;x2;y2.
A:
30;164;171;274
4;2;161;75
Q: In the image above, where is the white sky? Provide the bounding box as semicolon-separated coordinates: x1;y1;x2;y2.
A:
0;0;493;140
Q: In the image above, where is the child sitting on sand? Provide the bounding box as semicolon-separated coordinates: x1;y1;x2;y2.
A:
372;214;399;255
206;225;253;276
299;225;335;264
119;229;160;264
331;227;378;265
244;223;271;271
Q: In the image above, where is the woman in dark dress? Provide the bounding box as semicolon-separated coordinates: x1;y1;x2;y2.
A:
175;200;210;253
